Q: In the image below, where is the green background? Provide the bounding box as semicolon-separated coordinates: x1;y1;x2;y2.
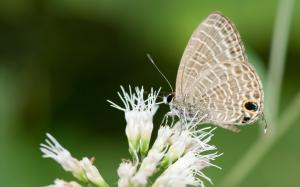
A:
0;0;299;186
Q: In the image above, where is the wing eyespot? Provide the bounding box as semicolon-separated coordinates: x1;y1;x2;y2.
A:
243;99;259;113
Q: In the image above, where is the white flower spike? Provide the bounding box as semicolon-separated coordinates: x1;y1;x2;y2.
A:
132;126;172;186
117;161;137;187
160;120;217;169
40;134;109;187
155;114;221;187
153;152;216;187
40;133;86;181
108;86;160;157
45;179;81;187
79;157;109;187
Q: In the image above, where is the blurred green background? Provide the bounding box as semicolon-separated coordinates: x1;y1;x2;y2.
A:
0;0;299;186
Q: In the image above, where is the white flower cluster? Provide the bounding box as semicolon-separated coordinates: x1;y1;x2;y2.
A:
40;86;221;187
109;86;221;187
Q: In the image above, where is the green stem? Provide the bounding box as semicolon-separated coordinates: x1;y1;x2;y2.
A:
98;181;110;187
265;0;294;133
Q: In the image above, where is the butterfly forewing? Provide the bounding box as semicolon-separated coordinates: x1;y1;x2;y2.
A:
176;12;247;97
173;12;264;127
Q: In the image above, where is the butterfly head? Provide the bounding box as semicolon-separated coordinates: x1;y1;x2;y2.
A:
163;92;175;104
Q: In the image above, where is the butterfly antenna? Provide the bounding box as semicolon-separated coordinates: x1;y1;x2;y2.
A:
147;54;174;92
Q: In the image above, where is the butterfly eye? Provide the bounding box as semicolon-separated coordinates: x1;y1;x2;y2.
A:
244;101;258;112
166;93;175;103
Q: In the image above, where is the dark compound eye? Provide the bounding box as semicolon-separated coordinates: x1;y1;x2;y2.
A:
244;101;258;111
166;93;174;103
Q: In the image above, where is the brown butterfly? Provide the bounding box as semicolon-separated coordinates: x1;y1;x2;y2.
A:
162;12;264;132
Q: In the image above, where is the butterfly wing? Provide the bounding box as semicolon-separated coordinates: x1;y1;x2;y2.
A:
193;60;264;125
176;12;247;96
175;12;263;125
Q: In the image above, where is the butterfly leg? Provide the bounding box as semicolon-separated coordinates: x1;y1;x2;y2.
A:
160;111;173;126
160;114;168;126
171;115;176;126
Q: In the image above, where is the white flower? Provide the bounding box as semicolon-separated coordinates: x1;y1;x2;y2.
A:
40;133;86;181
153;152;218;187
132;126;172;186
152;126;173;151
45;179;81;187
153;115;221;187
40;134;109;186
79;157;109;187
117;161;137;187
107;86;160;156
161;116;218;168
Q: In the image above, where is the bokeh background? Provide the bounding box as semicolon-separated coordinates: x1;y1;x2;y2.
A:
0;0;299;186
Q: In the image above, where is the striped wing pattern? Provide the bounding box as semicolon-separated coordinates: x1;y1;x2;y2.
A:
174;12;263;126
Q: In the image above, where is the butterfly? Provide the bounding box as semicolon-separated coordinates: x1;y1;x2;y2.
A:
163;12;264;132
